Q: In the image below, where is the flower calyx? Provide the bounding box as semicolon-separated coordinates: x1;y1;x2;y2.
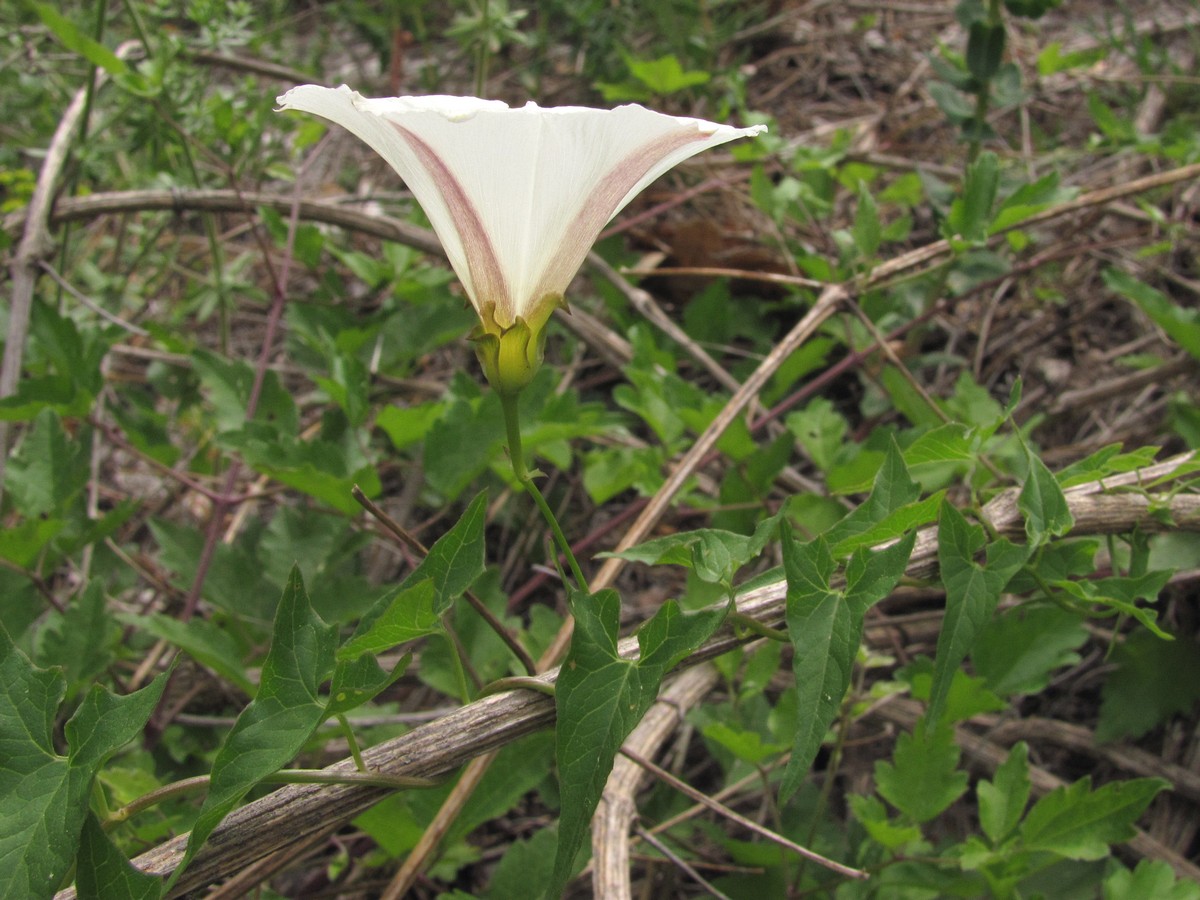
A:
471;294;565;396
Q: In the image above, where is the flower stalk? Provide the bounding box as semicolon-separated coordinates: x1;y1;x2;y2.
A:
499;390;587;592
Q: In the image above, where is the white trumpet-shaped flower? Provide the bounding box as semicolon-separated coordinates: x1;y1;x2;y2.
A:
277;85;765;393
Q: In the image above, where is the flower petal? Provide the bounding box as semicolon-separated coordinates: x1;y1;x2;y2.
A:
276;86;510;316
277;86;766;329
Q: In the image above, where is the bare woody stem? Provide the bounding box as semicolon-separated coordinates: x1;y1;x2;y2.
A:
498;390;588;593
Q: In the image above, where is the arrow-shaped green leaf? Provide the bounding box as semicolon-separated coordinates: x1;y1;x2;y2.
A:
549;590;724;897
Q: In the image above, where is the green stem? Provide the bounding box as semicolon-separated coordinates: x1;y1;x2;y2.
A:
338;713;367;773
499;391;588;592
442;621;476;703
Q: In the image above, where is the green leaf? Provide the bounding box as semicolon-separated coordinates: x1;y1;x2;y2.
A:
927;502;1030;728
337;580;441;660
1103;859;1200;900
899;658;1006;723
65;674;172;771
1018;441;1073;544
125;613;256;696
874;719;969;823
326;653;411;718
6;408;90;517
785;398;848;473
0;518;65;568
703;722;787;766
852;182;882;258
174;567;337;885
602;503;790;586
489;824;558;900
377;402;445;451
978;741;1031;843
780;526;914;799
1054;444;1161;489
966;20;1006;82
0;623;167;899
192;349;298;435
28;2;129;76
1020;777;1167;860
991;172;1076;232
1096;628;1200;742
624;53;711;94
948;151;1000;243
972;605;1088;696
1104;268;1200;360
36;580;119;696
550;590;724;898
1054;571;1174;638
829;491;943;558
75;813;163;900
848;794;923;851
824;439;923;548
407;489;487;614
348;489;487;658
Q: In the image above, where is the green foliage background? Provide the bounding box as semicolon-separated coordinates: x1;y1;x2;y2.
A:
2;0;1199;897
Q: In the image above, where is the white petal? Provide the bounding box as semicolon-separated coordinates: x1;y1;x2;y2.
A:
277;85;504;314
277;86;765;326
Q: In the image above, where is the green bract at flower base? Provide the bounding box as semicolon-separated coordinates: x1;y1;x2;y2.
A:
276;85;765;394
471;296;564;397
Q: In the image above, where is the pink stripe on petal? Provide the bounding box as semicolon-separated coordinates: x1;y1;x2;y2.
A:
393;124;513;324
529;128;706;304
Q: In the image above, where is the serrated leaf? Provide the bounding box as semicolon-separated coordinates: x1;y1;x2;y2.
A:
1019;777;1167;860
978;741;1030;843
1019;442;1073;544
550;590;724;898
780;526;914;798
703;722;787;766
36;580;119;696
875;719;969;823
1104;859;1200;900
928;502;1030;727
848;794;923;851
900;658;1006;723
0;624;167;899
6;408;89;517
75;813;162;900
174;567;337;886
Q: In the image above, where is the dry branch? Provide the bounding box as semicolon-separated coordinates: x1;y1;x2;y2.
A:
53;457;1199;897
593;664;720;899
